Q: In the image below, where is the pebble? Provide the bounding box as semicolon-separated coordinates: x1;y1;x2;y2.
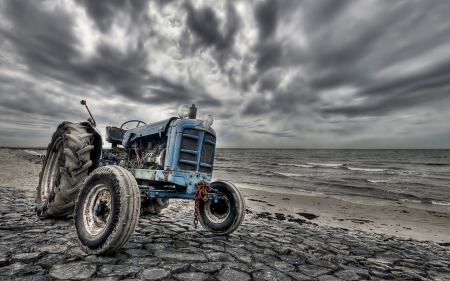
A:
0;155;449;281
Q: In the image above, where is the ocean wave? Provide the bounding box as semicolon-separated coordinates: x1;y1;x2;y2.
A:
274;172;305;177
347;167;387;172
277;163;314;168
366;179;390;183
425;163;449;166
400;198;423;204
432;200;450;206
306;162;344;167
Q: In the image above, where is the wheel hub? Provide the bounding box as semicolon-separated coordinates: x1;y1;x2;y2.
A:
82;184;112;236
204;193;231;223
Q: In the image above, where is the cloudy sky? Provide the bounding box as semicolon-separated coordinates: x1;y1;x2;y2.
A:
0;0;449;149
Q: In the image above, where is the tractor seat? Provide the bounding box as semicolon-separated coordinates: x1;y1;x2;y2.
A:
106;126;126;146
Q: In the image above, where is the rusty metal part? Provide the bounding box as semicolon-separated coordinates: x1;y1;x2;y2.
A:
80;100;97;127
134;147;141;168
189;104;197;119
193;180;210;228
82;183;112;236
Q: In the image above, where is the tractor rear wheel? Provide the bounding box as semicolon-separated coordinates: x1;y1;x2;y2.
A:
74;166;140;255
198;180;246;235
36;122;96;218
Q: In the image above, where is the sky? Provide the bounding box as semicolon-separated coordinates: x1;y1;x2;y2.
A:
0;0;449;149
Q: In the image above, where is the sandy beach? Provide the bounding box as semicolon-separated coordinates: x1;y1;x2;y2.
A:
238;187;450;243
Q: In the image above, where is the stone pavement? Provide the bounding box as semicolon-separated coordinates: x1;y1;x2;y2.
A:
0;186;449;281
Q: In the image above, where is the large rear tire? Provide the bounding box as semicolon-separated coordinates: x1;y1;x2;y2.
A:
36;122;96;218
198;180;245;235
74;166;140;255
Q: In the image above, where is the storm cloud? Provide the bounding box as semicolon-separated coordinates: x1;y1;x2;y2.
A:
0;0;449;148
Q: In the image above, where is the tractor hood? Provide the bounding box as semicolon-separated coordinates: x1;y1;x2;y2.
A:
122;117;178;147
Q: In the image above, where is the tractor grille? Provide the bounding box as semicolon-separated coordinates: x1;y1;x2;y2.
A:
178;129;215;174
179;129;198;171
200;134;215;174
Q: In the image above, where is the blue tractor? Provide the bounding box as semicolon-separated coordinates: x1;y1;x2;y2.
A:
35;102;245;255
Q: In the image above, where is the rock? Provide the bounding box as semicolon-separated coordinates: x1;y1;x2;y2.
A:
161;263;189;273
155;251;207;263
339;265;369;279
97;265;141;279
307;258;339;270
279;255;305;265
216;268;251;281
287;272;316;281
318;275;345;281
334;270;361;280
205;252;235;262
124;249;152;257
253;253;279;264
173;272;210;281
140;268;170;281
350;247;374;257
35;244;68;254
0;257;9;267
10;252;43;263
37;254;80;269
226;263;253;274
271;261;296;272
49;263;96;280
0;263;44;277
298;265;333;277
190;262;222;273
127;257;161;267
252;270;291;281
14;276;51;281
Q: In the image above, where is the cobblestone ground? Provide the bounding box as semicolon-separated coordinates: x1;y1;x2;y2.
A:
0;186;450;281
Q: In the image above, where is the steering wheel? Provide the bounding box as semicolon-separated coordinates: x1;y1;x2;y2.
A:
120;120;146;130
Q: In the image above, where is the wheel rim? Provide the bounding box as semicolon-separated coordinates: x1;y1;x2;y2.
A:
82;183;112;236
204;193;231;224
41;137;62;201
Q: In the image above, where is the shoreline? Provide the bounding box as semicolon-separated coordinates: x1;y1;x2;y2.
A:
239;185;450;243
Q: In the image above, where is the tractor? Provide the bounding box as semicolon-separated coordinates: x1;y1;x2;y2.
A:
35;101;245;255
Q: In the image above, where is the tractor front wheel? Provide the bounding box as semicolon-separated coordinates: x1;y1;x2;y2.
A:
198;180;245;235
74;166;140;255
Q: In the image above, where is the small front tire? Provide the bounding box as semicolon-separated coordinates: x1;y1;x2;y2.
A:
74;166;140;255
198;180;245;235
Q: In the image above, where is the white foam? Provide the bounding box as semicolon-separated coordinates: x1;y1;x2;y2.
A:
432;200;450;206
367;179;390;183
274;172;304;177
348;167;387;172
277;163;314;168
306;162;343;167
400;198;422;204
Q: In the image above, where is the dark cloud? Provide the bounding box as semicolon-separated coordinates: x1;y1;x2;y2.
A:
75;0;150;33
184;2;240;68
1;0;450;148
251;130;298;138
254;0;278;40
0;0;220;109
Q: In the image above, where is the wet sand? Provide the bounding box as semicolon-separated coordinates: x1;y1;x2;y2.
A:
239;187;450;243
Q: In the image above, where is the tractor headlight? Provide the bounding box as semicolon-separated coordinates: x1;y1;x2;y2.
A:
177;104;190;118
203;114;213;128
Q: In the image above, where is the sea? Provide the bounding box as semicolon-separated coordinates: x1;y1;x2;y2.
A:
213;149;450;212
